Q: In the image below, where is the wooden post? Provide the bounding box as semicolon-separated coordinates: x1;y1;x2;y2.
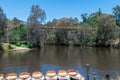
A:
86;64;90;80
92;72;96;80
106;74;110;80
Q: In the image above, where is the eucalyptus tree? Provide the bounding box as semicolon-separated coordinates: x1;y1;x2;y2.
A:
81;13;88;23
86;8;102;28
96;14;119;47
0;6;7;43
27;5;46;47
112;5;120;26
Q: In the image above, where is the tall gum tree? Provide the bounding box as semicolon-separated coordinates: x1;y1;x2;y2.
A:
112;5;120;26
0;6;7;43
27;5;46;47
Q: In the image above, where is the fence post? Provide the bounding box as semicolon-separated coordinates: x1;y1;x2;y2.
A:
86;64;90;80
92;72;96;80
106;74;110;80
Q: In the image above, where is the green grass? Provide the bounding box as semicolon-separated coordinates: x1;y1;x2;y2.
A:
14;41;29;48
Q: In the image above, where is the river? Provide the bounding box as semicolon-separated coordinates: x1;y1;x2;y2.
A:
0;46;120;80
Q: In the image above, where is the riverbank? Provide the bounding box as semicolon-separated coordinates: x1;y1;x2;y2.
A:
0;43;37;52
1;40;120;52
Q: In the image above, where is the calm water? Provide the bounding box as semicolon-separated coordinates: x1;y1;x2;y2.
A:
0;46;120;80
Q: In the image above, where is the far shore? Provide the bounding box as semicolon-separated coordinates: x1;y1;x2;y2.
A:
0;47;38;52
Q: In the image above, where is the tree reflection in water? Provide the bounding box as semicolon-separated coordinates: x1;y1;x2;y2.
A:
0;46;120;79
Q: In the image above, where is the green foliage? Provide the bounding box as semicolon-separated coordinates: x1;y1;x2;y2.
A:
87;33;96;46
96;14;119;46
68;41;74;46
10;23;27;41
87;16;98;27
0;6;7;43
14;41;29;48
27;5;46;24
0;5;120;48
1;43;10;51
86;9;102;28
116;21;120;27
81;13;88;22
67;30;77;45
55;30;68;45
112;5;120;21
46;30;56;45
27;5;46;48
112;5;120;27
39;41;44;47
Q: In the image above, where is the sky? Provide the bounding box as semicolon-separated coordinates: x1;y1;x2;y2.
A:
0;0;119;22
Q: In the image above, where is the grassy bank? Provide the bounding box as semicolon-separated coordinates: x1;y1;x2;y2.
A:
0;43;30;51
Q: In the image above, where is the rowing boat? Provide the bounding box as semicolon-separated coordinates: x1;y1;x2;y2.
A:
18;72;31;80
0;73;4;80
68;69;85;80
45;70;57;80
31;71;44;80
5;73;17;80
58;70;70;80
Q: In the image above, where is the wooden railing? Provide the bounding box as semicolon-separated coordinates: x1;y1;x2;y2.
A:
40;26;97;30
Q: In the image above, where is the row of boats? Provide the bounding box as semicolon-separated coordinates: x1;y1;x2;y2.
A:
0;69;85;80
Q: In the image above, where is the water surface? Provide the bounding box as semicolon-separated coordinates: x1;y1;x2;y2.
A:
0;46;120;80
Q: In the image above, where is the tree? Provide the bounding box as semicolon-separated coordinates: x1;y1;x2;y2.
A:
81;13;88;22
98;8;102;16
54;17;79;27
86;8;102;27
0;6;7;43
6;18;27;43
69;17;79;26
6;19;13;43
112;5;120;26
12;17;22;26
10;23;27;42
113;5;120;21
27;5;46;47
55;29;68;45
51;19;58;26
96;14;119;46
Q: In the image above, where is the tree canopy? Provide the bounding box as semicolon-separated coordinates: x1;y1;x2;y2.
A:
0;6;7;43
0;5;120;49
112;5;120;26
96;14;119;46
27;5;47;47
113;5;120;21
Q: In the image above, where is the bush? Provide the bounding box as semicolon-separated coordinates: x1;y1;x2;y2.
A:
1;43;10;51
68;41;74;46
14;41;29;48
15;42;21;46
